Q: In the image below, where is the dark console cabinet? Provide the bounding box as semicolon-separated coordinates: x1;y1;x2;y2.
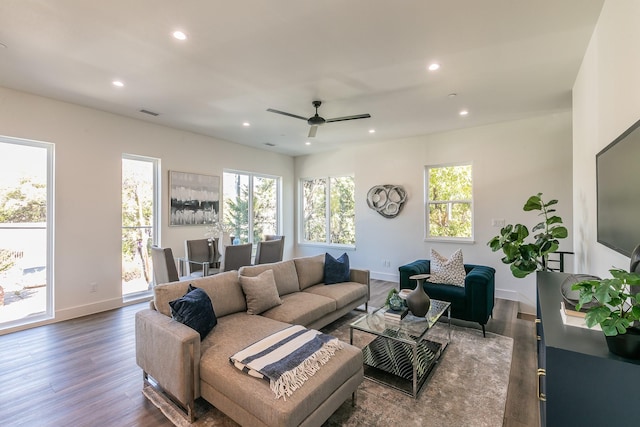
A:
536;272;640;427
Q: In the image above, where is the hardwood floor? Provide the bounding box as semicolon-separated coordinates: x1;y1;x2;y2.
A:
0;280;539;427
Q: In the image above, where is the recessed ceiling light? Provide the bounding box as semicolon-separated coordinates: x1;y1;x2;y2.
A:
0;42;7;49
459;110;469;116
369;129;376;134
242;122;250;127
305;141;311;146
112;80;124;87
172;31;187;41
428;63;440;71
448;93;457;98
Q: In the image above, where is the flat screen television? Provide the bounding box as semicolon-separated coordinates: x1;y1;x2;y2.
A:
596;118;640;257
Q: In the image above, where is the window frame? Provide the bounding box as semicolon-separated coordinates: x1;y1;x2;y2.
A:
222;169;282;244
121;153;160;299
299;174;356;249
424;162;474;242
0;135;54;330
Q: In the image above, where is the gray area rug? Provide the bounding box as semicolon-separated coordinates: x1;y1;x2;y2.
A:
144;312;513;427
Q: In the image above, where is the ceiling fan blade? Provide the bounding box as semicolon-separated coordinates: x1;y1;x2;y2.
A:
266;108;308;121
326;113;371;123
308;125;318;138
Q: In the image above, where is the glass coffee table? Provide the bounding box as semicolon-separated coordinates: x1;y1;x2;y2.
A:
350;299;451;398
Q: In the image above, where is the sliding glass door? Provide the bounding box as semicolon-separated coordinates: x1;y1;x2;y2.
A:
0;136;53;329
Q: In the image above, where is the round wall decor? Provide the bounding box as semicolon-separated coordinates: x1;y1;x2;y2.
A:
366;184;407;218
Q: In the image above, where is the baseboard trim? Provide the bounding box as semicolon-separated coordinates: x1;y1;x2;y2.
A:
55;297;123;322
495;289;519;301
370;271;398;282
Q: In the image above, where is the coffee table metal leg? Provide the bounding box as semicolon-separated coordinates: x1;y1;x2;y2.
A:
413;343;418;398
350;327;354;345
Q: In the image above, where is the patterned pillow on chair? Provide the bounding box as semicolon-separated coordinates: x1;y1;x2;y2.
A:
427;248;466;286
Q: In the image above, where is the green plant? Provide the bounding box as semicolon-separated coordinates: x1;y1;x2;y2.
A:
572;269;640;336
488;193;568;278
385;288;399;306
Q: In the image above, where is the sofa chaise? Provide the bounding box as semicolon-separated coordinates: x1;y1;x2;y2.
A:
398;259;495;336
135;254;369;426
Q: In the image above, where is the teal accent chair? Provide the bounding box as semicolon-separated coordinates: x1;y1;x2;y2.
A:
399;260;496;336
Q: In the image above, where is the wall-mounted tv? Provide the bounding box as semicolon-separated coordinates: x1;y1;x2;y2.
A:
597;118;640;257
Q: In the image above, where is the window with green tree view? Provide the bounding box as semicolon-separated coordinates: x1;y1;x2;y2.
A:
223;171;280;244
425;163;473;240
121;154;159;296
301;176;355;246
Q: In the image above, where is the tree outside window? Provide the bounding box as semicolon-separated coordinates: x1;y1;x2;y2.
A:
0;137;52;327
223;171;280;243
426;164;473;240
121;155;158;296
301;176;355;246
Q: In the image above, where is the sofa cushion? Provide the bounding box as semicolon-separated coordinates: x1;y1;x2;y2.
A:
169;285;217;340
260;292;336;326
154;270;246;318
294;254;325;290
428;248;466;286
239;260;300;296
323;253;350;285
239;269;283;315
303;282;368;309
199;313;362;427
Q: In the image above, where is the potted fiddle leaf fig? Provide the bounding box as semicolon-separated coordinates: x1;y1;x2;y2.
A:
488;193;568;278
572;269;640;359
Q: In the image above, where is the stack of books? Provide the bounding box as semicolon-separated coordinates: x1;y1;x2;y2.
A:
559;301;600;330
561;301;586;318
384;307;409;321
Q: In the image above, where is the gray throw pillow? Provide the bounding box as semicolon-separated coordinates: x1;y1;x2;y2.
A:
239;269;283;315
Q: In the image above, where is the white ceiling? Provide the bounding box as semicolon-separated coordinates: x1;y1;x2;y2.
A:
0;1;604;156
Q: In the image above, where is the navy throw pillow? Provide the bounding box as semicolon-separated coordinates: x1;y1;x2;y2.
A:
324;252;350;285
169;285;217;340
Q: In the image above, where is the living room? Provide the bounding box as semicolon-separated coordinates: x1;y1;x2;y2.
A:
0;0;638;425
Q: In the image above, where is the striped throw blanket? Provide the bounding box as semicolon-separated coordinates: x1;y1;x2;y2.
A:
229;325;344;400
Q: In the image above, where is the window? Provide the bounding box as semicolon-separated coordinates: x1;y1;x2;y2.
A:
122;154;159;297
425;163;473;240
0;136;53;329
301;176;355;246
223;171;280;243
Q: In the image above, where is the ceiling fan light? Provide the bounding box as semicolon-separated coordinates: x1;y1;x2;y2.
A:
307;116;325;126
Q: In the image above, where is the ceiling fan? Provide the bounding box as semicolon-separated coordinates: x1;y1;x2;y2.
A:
267;100;371;138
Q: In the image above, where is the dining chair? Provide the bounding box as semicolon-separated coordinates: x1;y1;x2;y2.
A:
185;238;219;277
255;238;285;264
150;245;189;285
221;243;253;271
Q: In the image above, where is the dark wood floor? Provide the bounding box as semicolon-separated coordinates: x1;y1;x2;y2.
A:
0;280;538;427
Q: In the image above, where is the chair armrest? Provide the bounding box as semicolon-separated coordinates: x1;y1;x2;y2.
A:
463;265;496;323
349;268;370;301
135;309;201;407
398;260;431;290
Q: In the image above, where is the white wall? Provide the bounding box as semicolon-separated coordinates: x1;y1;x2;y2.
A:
295;112;574;313
573;0;640;276
0;86;295;332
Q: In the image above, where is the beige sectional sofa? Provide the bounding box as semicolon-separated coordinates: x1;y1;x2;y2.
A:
135;254;369;427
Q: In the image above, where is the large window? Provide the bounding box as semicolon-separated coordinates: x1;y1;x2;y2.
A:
121;154;159;297
301;176;355;246
223;171;280;243
0;136;53;329
425;163;473;240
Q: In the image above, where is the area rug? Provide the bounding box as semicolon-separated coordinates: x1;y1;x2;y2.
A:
144;312;513;427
